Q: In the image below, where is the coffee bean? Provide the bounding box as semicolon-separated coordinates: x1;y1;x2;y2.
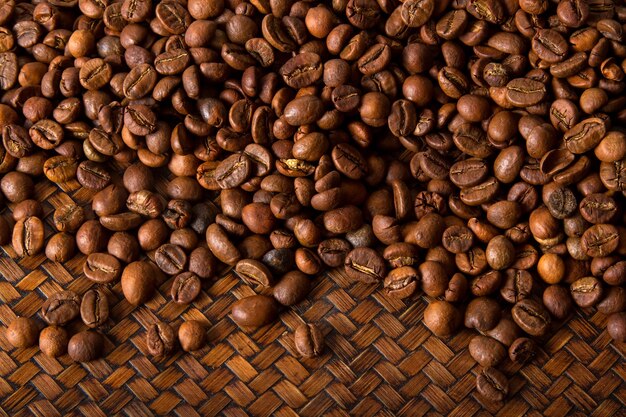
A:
508;337;537;364
294;323;324;358
469;335;506;367
344;248;385;284
155;243;187;275
273;271;312;306
146;322;176;357
41;290;80;326
170;272;201;304
121;261;157;305
235;259;273;287
512;299;551;337
76;161;111;190
80;289;109;328
178;320;205;352
39;326;68;357
280;53;322;89
465;297;501;332
68;331;103;362
12;216;44;257
423;300;461;337
581;224;619;257
231;295;279;327
84;253;122;284
476;367;508;402
383;266;418;299
6;317;39;348
570;276;603;308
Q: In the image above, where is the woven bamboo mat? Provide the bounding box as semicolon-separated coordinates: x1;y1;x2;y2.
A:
0;175;625;417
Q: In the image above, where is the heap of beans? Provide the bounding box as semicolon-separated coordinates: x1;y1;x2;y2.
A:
1;0;626;402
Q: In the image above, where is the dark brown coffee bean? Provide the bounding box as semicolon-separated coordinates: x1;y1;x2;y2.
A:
423;300;461;337
76;161;110;190
79;58;112;90
570;276;603;308
469;335;506;367
318;238;351;268
11;214;43;258
442;225;474;254
121;260;157;305
506;78;547;107
543;285;574;320
206;223;241;265
273;271;312;306
80;289;109;328
579;194;617;224
39;326;68;357
500;269;533;303
43;155;78;183
564;117;607;154
146;322;176;357
280;52;322;89
235;259;273;287
53;203;84;233
532;29;568;63
178;320;205;352
581;224;619;257
41;290;80;326
331;143;367;180
294;323;324;358
7;317;39;348
171;272;201;304
215;153;252;189
155;243;187;275
450;158;488;188
512;299;551;337
344;247;385;284
465;297;500;332
68;331;103;362
231;295;279;327
508;337;537;364
383;266;419;299
476;367;508;402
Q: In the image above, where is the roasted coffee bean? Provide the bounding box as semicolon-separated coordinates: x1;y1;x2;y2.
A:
155;244;187;275
344;248;385;284
12;216;44;257
581;224;619;257
84;253;122;284
273;271;312;306
6;317;39;348
501;269;533;303
512;299;551;337
76;161;111;190
235;259;273;287
423;300;461;337
121;261;157;305
41;291;80;326
231;295;279;327
39;326;68;357
146;322;176;357
80;289;109;328
508;337;537;364
543;285;574;320
570;276;603;308
383;266;419;299
68;331;103;362
465;297;500;332
476;368;509;402
171;272;201;304
294;323;324;358
178;320;205;352
469;335;507;367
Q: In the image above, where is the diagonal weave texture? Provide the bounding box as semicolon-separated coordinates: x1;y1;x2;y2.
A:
0;178;625;417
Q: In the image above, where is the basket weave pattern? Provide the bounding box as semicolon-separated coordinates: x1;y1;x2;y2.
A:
0;178;624;417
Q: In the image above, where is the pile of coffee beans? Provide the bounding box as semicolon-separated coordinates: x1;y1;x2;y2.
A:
1;0;625;402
